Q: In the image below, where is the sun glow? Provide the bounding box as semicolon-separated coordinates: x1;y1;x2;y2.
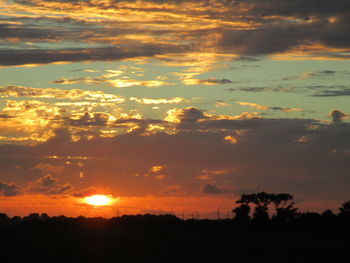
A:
84;195;111;206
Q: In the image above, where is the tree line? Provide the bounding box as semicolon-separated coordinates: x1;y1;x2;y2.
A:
232;191;350;225
0;192;349;227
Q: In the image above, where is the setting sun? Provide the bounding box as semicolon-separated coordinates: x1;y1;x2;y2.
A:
84;195;111;206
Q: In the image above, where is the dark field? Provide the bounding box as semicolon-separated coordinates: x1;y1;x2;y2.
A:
1;218;349;262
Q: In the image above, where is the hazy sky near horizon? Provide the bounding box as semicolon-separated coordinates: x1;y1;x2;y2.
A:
0;0;350;218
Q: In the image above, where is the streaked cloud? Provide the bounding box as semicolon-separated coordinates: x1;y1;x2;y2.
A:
32;163;65;174
0;85;125;102
181;78;233;86
236;101;302;113
161;184;182;195
130;97;187;104
310;86;350;97
0;0;349;71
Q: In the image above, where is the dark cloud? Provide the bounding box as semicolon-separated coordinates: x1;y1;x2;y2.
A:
202;184;230;194
218;1;350;56
0;182;22;196
311;86;350;97
198;78;233;85
13;0;220;7
53;78;88;84
328;109;349;123
233;0;350;18
235;56;260;62
317;70;337;75
226;86;290;93
66;112;111;126
0;44;187;66
0;114;15;119
169;107;208;125
0;23;63;42
15;0;350;17
2;0;348;61
228;84;350;97
284;70;339;81
220;24;304;56
44;128;72;145
0;12;175;48
268;107;305;113
0;111;350;202
114;118;163;126
114;118;164;133
28;175;73;195
221;18;350;56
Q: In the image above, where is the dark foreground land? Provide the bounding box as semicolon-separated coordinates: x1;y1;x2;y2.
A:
0;215;350;262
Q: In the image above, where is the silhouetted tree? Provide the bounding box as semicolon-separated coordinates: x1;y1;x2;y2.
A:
11;216;21;224
250;192;272;222
253;205;269;222
0;213;9;223
28;213;40;220
272;193;293;208
272;193;298;222
233;192;300;224
339;200;350;215
0;213;8;219
233;194;252;222
297;212;323;227
321;209;337;225
41;213;50;221
236;194;253;205
338;200;350;223
233;192;274;222
232;204;251;222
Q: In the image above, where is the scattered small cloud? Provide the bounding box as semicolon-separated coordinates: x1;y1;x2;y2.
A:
161;185;182;195
0;182;22;196
202;184;231;194
198;78;233;85
28;175;73;195
130;97;187;105
32;163;65;174
215;101;230;108
224;135;238;144
236;101;269;110
150;165;164;173
300;70;337;79
236;101;302;112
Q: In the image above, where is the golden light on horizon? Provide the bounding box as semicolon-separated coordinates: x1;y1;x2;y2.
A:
84;195;112;206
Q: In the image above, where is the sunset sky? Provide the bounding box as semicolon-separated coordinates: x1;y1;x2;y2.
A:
0;0;349;218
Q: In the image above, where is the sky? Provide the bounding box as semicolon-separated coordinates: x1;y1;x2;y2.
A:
0;0;350;218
